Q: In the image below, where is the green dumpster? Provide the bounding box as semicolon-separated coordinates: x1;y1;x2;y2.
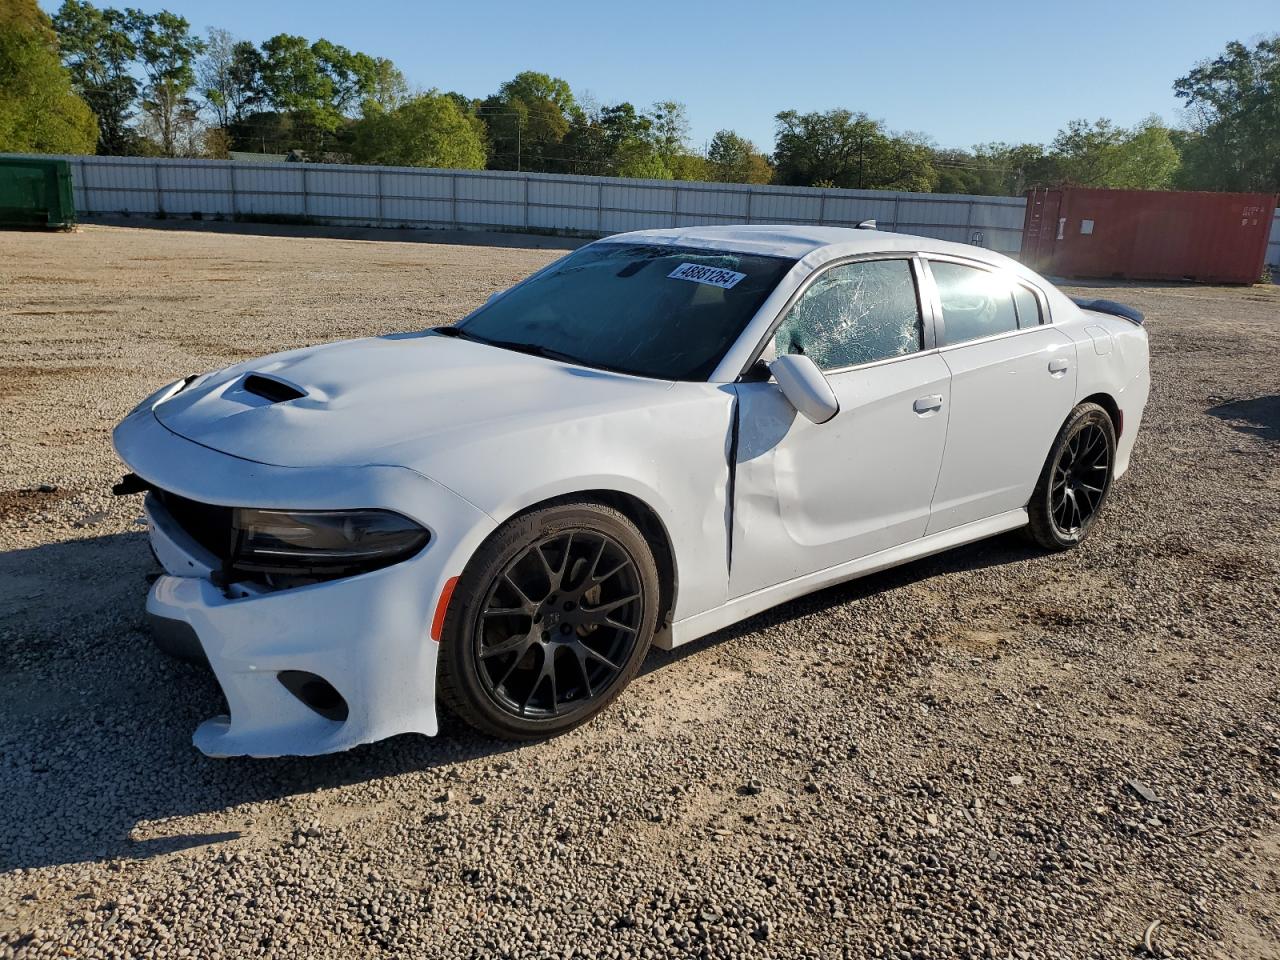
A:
0;157;76;228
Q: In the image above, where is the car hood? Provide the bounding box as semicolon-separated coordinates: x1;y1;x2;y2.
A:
153;332;676;470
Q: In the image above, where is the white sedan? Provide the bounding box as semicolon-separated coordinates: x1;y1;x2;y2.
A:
113;225;1150;757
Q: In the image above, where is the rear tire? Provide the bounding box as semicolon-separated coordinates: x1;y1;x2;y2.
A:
1027;402;1116;551
437;500;658;740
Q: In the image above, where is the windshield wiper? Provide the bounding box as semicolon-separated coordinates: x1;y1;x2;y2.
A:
483;339;584;366
435;326;589;369
430;326;491;344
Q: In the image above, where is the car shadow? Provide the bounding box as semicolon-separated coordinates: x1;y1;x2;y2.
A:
0;532;526;872
0;528;1037;872
1207;395;1280;443
644;530;1040;672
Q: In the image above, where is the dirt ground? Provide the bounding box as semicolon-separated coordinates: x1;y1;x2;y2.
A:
1;223;1278;959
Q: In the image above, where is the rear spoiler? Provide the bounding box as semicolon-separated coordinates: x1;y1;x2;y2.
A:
1071;297;1144;325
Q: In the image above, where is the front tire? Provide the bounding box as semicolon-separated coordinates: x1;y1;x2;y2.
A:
437;500;659;740
1027;402;1116;550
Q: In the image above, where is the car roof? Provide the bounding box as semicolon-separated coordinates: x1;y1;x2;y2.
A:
602;223;1017;268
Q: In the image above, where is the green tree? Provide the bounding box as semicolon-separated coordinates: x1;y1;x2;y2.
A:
261;36;321;128
603;102;665;177
441;90;475;117
558;102;611;174
647;100;709;179
481;70;576;171
0;0;97;153
882;131;938;192
359;56;408;113
666;152;709;181
349;90;485;168
51;0;136;154
131;9;204;156
772;109;936;191
706;129;772;184
497;70;575;120
647;100;688;161
927;143;1057;196
1112;117;1182;188
257;33;397;153
928;148;987;195
259;34;339;148
616;152;669;179
229;108;294;155
1174;36;1280;192
975;142;1058;193
1051;118;1126;185
556;99;666;177
1050;117;1179;189
311;38;370;116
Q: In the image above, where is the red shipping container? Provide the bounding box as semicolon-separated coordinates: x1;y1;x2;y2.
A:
1022;187;1276;285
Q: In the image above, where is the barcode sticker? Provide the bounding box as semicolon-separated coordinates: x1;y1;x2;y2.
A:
667;263;746;289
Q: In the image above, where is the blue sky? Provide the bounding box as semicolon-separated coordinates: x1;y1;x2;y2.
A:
45;0;1278;151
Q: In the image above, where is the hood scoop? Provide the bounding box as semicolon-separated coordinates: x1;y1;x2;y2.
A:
152;334;675;470
242;373;307;404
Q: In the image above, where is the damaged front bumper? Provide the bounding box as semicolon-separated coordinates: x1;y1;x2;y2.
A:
115;405;496;758
145;514;437;758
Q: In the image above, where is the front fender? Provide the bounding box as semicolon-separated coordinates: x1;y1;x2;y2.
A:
415;384;737;624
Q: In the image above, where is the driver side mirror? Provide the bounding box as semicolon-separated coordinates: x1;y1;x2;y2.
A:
768;354;839;424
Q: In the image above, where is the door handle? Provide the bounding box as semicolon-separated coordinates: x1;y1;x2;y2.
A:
913;394;944;414
1048;358;1070;375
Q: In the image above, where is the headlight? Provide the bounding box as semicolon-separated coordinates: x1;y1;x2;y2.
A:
230;508;430;579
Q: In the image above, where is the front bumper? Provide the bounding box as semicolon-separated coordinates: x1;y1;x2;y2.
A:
146;532;438;758
116;405;496;758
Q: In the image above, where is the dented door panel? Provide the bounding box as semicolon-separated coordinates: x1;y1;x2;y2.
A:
729;353;951;599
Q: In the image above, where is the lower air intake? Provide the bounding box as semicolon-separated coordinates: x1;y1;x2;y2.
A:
277;671;349;722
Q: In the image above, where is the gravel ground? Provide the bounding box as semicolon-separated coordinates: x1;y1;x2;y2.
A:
1;223;1278;959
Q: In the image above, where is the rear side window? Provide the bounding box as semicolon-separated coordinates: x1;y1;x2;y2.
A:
773;259;922;371
931;261;1019;345
1013;285;1042;327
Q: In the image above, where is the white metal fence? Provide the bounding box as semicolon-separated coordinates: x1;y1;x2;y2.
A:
9;154;1280;268
30;154;1028;254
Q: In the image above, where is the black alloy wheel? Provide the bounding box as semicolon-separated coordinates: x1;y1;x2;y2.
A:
1028;402;1117;550
476;530;642;718
1050;420;1111;536
437;501;659;739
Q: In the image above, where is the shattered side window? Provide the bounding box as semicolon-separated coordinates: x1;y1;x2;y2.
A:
773;259;922;371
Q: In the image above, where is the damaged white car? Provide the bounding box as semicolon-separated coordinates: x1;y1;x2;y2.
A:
113;225;1150;757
